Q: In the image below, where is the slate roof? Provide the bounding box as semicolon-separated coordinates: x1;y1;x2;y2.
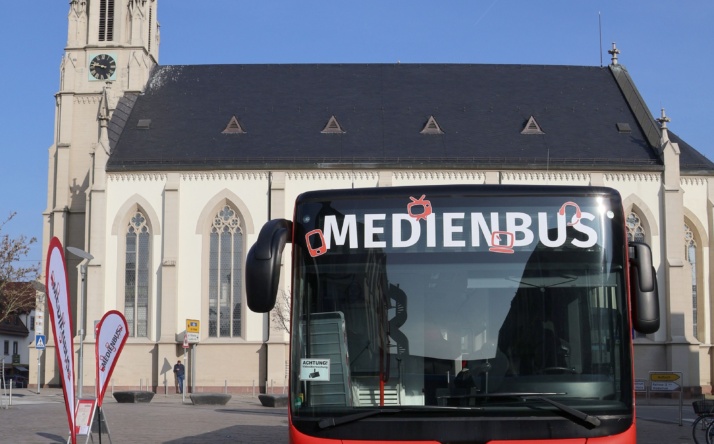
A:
106;63;713;174
670;131;714;174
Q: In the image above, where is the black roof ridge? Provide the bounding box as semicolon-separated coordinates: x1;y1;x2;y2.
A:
152;62;607;69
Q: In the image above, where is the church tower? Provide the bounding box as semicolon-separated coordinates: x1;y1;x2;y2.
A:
41;0;159;386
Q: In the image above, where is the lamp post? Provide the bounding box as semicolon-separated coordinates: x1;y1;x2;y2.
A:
67;246;94;399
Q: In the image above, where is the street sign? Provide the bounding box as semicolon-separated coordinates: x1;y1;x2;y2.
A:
650;373;680;382
34;311;44;333
35;335;46;350
186;319;200;343
182;333;189;349
650;381;680;391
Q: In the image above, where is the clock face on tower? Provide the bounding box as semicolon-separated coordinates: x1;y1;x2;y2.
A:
89;53;117;81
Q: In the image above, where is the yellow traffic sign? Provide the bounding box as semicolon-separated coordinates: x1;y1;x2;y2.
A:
650;373;680;382
186;319;200;333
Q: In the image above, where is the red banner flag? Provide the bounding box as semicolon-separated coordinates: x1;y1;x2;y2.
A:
95;310;129;407
45;237;76;444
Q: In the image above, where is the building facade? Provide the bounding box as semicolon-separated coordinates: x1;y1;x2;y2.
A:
0;282;39;385
33;0;714;396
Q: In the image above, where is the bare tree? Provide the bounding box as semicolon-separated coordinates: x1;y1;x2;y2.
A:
270;290;291;334
0;213;41;325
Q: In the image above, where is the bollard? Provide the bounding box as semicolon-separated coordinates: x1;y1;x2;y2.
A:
252;380;255;397
224;380;228;394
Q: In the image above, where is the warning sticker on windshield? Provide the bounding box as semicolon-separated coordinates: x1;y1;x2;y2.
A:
299;359;331;381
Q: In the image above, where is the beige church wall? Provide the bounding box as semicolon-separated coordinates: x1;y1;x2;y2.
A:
176;172;269;344
633;341;667;381
681;178;712;389
74;342;263;393
90;343;158;391
187;342;268;392
64;97;104;211
603;172;662;248
266;342;290;391
104;174;167;338
700;346;713;391
604;174;667;343
97;173;277;391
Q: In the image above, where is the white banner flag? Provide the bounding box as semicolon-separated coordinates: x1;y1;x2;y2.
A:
45;237;76;444
95;310;128;407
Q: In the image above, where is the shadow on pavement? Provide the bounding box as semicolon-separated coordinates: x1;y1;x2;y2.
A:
163;425;287;444
35;432;66;443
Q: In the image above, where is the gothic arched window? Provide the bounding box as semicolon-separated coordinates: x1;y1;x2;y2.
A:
125;211;150;337
209;205;243;338
685;223;699;339
626;212;645;242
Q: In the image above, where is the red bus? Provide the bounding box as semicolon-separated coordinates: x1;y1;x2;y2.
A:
246;185;659;443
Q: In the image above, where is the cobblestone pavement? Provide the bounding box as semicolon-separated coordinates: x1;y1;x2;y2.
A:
0;388;288;443
0;389;700;443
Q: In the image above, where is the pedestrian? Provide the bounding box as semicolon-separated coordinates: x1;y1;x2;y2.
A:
173;359;185;394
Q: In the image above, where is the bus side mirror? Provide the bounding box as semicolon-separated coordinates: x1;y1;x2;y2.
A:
246;219;292;313
629;241;660;334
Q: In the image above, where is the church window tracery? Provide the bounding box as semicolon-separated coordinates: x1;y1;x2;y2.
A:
685;223;699;340
125;210;150;337
209;205;244;338
626;212;645;243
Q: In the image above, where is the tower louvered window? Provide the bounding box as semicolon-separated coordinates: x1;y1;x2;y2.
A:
148;6;153;52
99;0;115;41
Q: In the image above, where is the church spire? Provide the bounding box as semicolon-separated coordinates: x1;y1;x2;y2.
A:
656;107;671;145
98;84;112;155
608;42;620;66
67;0;88;47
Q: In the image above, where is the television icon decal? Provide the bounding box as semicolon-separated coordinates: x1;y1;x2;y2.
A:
407;195;433;221
489;231;515;254
559;201;582;226
306;229;327;257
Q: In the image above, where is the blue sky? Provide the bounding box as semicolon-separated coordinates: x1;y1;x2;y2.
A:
1;1;712;264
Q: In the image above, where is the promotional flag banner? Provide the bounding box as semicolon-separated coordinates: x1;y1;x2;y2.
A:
45;237;76;444
95;310;129;407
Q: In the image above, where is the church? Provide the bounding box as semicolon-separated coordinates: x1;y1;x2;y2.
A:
34;0;714;396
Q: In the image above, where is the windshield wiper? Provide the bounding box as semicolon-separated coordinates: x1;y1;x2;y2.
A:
468;392;601;429
318;409;401;429
317;405;485;430
527;395;601;428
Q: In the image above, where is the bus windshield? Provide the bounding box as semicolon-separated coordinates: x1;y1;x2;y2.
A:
290;186;631;427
